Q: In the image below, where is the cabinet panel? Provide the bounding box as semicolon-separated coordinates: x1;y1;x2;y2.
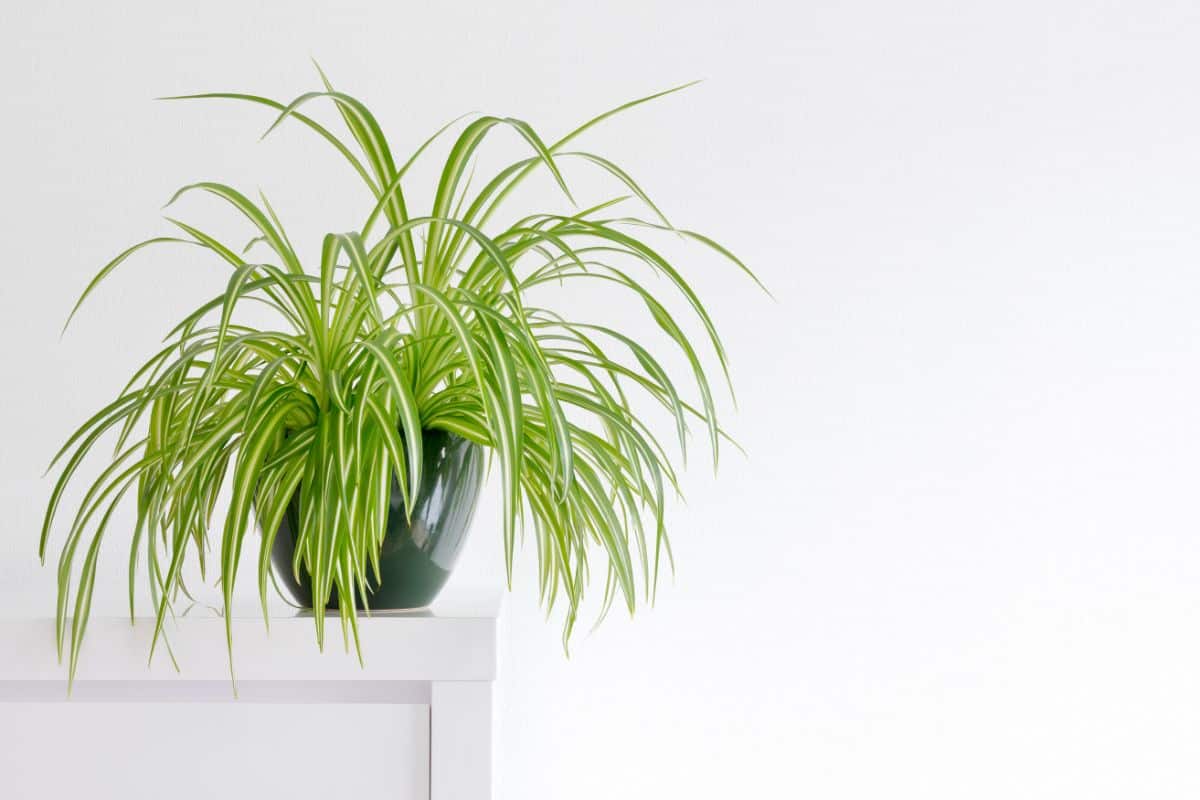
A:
2;702;430;800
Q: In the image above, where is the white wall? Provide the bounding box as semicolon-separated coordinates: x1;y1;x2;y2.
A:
4;1;1200;797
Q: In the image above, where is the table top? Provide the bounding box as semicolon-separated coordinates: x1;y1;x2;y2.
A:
0;588;504;684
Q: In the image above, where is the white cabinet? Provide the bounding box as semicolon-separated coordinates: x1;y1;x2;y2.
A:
0;590;501;799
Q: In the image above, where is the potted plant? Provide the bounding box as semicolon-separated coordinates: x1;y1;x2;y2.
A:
40;67;761;685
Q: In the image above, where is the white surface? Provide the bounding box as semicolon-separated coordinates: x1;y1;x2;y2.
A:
0;591;501;799
3;702;430;800
0;590;500;683
4;2;1200;799
431;681;494;800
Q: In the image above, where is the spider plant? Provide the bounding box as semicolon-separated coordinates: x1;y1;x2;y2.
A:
40;66;761;687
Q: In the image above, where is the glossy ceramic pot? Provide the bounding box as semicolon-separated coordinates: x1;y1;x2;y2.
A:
270;428;484;610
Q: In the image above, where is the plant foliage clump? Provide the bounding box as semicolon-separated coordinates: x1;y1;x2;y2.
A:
41;67;761;685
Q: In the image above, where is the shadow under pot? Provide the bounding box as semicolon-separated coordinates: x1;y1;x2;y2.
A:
270;427;484;611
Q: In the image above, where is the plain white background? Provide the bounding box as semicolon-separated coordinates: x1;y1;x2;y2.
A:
4;1;1200;797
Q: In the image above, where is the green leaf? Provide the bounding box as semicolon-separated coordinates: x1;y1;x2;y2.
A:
358;336;423;512
62;238;197;333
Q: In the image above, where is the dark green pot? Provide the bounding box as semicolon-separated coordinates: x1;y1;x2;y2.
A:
270;428;484;610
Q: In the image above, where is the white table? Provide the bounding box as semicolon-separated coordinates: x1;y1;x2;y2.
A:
0;589;502;800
